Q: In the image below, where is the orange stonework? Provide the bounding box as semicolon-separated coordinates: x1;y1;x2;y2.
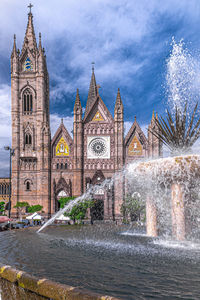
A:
171;183;186;241
146;195;157;237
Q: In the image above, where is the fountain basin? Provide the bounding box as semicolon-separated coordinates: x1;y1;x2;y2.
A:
0;225;199;299
127;155;200;240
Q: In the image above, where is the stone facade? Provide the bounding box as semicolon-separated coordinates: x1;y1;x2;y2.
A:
0;178;10;205
11;12;162;219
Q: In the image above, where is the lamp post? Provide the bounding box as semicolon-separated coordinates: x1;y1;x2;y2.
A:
4;146;14;218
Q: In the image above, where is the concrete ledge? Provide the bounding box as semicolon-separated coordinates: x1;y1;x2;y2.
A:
0;263;119;300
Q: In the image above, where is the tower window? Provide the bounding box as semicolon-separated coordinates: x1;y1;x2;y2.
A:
26;181;30;191
60;163;63;169
56;163;59;169
25;134;32;145
23;89;33;114
65;163;68;169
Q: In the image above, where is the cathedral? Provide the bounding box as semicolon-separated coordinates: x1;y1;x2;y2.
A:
10;11;162;220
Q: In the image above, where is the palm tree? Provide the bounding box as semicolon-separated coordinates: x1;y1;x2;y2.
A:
149;102;200;156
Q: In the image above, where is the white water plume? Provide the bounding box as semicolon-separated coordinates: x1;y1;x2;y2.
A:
166;38;200;116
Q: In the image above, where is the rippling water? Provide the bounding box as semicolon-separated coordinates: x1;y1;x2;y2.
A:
0;224;200;299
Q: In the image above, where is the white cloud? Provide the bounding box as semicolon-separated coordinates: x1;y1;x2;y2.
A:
0;84;11;148
1;0;199;104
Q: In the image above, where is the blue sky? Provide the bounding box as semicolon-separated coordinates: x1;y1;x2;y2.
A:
1;0;200;176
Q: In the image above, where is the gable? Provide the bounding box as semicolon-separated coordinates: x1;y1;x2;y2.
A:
56;137;69;156
92;110;104;122
84;97;113;124
128;135;143;156
51;122;73;157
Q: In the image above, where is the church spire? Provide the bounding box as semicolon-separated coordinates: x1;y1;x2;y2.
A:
22;6;37;52
85;65;97;116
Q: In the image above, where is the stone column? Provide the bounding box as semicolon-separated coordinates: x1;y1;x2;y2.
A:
146;195;157;237
171;183;185;241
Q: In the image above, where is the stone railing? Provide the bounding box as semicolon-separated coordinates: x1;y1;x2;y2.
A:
0;263;119;300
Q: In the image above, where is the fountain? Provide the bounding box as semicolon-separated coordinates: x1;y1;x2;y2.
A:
1;39;200;299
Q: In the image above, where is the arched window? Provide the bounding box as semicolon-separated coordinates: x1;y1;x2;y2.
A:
60;163;63;169
26;181;30;191
57;163;59;169
23;89;33;114
25;134;32;145
65;163;68;169
0;185;2;195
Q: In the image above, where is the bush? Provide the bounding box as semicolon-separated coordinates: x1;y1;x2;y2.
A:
58;197;94;224
28;205;43;213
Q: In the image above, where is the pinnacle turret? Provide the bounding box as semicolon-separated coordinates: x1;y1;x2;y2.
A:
74;89;82;110
11;34;18;57
115;88;123;111
38;32;42;52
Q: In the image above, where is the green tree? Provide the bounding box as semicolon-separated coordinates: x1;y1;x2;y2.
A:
58;197;94;224
0;201;5;215
121;193;145;223
28;205;43;213
14;202;29;221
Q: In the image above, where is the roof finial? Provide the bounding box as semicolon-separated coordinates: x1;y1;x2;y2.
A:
91;62;95;72
134;115;136;121
14;34;16;41
61;118;63;124
28;3;33;14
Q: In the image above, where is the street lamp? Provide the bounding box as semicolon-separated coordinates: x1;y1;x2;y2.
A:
4;146;14;218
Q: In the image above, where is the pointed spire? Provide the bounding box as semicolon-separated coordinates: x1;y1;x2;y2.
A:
134;115;136;121
74;88;82;109
115;88;123;113
11;34;17;57
61;118;63;124
85;66;97;115
22;9;37;51
115;88;123;107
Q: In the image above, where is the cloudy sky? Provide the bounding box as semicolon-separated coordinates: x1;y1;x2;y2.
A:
1;0;200;176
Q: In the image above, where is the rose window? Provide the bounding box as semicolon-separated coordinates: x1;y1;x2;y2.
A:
89;138;107;157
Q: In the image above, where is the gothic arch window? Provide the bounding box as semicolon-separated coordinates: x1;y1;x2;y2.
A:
65;163;68;169
25;133;32;145
23;89;33;114
56;163;59;169
24;179;32;191
26;181;30;190
60;163;63;169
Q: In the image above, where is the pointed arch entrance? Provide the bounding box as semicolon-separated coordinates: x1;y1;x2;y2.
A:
89;170;105;221
53;176;72;212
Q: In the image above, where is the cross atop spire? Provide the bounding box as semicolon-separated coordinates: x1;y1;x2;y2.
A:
91;62;95;72
28;3;33;14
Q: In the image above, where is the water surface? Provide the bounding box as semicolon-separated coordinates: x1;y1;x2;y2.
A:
0;224;199;299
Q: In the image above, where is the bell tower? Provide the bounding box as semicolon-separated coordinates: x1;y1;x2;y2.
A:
11;7;51;216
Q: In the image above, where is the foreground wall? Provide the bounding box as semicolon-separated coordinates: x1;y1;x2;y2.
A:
0;263;119;300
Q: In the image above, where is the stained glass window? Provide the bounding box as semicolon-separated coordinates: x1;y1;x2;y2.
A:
24;57;33;71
